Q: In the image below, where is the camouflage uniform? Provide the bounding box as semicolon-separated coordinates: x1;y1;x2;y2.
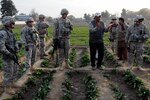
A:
36;14;49;58
108;18;118;55
126;15;149;67
0;16;20;87
53;9;73;68
20;18;38;68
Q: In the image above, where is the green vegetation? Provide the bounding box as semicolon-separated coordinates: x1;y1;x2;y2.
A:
80;49;90;67
104;48;121;68
41;58;50;68
110;84;126;100
61;80;72;100
69;48;77;67
83;75;100;100
123;70;150;100
11;70;55;100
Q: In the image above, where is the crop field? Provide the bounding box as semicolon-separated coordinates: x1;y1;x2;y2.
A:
0;24;149;100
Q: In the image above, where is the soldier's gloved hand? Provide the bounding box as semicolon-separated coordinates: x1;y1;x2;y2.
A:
9;53;16;60
18;42;22;48
25;46;29;51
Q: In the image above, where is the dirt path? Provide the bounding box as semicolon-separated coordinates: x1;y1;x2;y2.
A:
45;70;66;100
91;70;115;100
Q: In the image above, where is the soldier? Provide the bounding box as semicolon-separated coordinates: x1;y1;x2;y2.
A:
126;15;149;70
20;17;38;73
108;17;118;55
36;14;49;59
0;16;21;94
89;13;107;70
53;8;73;70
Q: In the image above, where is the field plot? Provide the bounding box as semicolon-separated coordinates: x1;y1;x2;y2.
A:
0;25;149;100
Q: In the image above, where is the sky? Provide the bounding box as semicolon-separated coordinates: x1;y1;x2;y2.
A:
13;0;150;18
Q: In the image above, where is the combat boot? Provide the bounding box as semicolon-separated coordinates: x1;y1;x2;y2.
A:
5;85;15;95
59;61;66;71
0;82;3;87
43;53;48;56
136;66;144;71
65;62;73;69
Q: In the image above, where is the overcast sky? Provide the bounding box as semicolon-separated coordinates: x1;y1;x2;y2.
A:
13;0;150;18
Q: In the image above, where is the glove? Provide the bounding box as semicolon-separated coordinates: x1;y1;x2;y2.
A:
9;53;16;60
109;38;114;42
18;42;22;48
25;46;29;51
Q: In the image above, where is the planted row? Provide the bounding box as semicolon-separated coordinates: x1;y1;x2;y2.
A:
69;48;77;67
143;56;150;63
61;79;72;100
33;71;54;100
83;75;99;100
104;49;121;68
41;58;50;68
110;84;126;100
80;49;90;67
10;70;55;100
123;70;150;100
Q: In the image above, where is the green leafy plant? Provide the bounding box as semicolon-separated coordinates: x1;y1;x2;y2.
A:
62;79;72;100
143;56;150;63
84;75;99;100
110;84;126;100
41;58;50;67
80;49;90;67
69;48;77;67
138;87;150;100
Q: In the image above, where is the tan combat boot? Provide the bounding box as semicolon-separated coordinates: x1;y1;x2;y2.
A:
27;66;34;75
59;61;66;71
5;85;15;95
65;62;73;69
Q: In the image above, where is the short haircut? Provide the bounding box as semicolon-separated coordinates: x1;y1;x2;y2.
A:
119;17;124;23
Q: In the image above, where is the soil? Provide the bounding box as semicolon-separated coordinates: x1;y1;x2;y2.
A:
108;71;140;100
0;46;149;100
132;68;150;89
91;70;115;100
70;71;87;100
74;48;83;67
45;70;66;100
18;72;50;100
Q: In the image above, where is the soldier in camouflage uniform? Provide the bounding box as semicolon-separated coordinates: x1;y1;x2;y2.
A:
20;17;38;73
108;17;118;55
53;8;73;70
36;14;49;59
126;15;149;70
0;16;21;94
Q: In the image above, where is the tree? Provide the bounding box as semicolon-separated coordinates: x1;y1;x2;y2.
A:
29;9;38;21
0;0;18;17
84;13;91;23
121;8;127;20
101;10;110;19
68;15;75;21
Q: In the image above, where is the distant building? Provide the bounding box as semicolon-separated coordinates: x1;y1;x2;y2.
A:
15;15;30;21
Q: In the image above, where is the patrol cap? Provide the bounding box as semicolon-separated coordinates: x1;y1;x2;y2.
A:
2;16;15;26
39;14;45;19
134;15;144;22
26;17;34;23
61;8;69;15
